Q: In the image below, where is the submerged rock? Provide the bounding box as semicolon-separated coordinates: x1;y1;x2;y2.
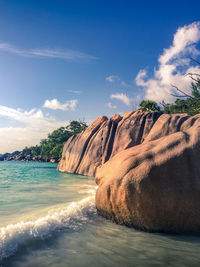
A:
58;111;200;234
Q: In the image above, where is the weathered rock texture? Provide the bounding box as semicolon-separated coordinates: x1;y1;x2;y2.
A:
58;111;161;175
58;111;200;233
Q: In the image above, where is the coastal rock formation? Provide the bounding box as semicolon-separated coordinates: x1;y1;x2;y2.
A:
0;151;23;161
58;111;200;233
58;115;113;176
58;111;161;176
0;151;51;162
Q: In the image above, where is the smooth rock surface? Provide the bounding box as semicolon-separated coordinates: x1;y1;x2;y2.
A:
96;113;200;233
58;111;161;175
58;111;200;233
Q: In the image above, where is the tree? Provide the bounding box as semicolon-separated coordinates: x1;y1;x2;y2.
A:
66;120;87;134
22;120;87;161
158;58;200;115
50;143;64;160
31;145;41;156
139;100;160;112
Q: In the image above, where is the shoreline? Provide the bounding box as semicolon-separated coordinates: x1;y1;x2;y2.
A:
0;151;59;163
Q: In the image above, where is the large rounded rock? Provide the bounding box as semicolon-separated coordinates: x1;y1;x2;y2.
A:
58;111;200;233
95;115;200;234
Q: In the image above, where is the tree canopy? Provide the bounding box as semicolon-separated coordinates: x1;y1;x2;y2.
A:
161;75;200;115
139;100;161;112
23;120;87;161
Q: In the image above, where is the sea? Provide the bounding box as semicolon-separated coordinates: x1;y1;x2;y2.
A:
1;161;200;267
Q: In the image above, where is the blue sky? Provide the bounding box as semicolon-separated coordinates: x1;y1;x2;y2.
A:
0;0;200;153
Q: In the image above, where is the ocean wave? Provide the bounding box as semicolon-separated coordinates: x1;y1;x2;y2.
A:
0;189;96;260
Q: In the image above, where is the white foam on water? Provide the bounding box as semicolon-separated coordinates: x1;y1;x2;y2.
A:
0;189;96;260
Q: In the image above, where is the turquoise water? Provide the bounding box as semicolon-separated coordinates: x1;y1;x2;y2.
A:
1;161;200;266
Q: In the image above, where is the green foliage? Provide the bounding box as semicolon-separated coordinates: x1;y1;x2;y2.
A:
50;144;64;159
162;79;200;115
66;120;87;134
138;78;200;115
23;146;32;156
23;120;87;161
139;59;200;115
191;80;200;98
30;145;41;156
139;100;160;112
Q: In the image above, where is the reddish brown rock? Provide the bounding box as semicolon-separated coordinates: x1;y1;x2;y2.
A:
58;111;200;233
111;111;160;157
143;113;191;143
58;114;122;176
58;111;161;175
95;114;200;234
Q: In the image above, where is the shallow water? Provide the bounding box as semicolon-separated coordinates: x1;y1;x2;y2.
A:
1;161;200;266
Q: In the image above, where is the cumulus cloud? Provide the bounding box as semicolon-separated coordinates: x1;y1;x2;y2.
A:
0;105;67;153
106;75;120;83
110;93;131;106
106;102;117;109
159;22;200;65
0;42;97;62
43;99;78;111
135;22;200;103
0;105;45;123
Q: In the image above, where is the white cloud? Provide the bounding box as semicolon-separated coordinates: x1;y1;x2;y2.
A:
0;105;45;123
159;22;200;65
135;69;147;87
110;93;131;106
106;75;120;83
135;21;200;103
68;90;81;95
43;99;78;111
0;105;68;153
106;102;117;109
0;42;97;61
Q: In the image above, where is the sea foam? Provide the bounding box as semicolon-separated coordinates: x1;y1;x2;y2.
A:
0;189;96;260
